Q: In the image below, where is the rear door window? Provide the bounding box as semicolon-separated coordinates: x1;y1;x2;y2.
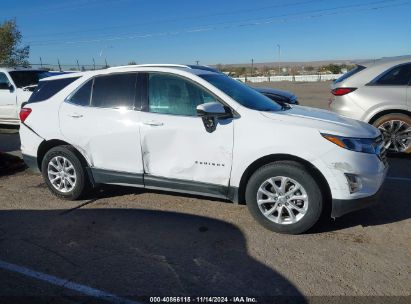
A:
375;63;411;85
28;77;80;103
91;73;137;109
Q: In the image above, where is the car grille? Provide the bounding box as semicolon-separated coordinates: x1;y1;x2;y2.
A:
375;135;388;166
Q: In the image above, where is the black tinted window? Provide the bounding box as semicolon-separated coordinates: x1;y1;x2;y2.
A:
8;71;49;88
28;77;80;103
69;80;92;106
91;73;137;108
376;64;411;85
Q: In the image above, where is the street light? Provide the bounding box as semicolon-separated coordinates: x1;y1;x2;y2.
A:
277;44;281;75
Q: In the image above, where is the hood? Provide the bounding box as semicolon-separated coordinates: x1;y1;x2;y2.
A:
261;105;380;138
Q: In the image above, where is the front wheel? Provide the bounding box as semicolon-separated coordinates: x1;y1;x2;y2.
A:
41;145;89;200
246;161;323;234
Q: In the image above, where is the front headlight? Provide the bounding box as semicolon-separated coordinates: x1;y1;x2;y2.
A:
321;133;378;154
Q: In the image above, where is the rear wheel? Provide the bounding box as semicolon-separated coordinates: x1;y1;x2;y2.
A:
41;145;89;200
246;161;323;234
373;113;411;154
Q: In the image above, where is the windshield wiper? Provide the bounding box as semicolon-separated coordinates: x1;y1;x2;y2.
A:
281;103;291;111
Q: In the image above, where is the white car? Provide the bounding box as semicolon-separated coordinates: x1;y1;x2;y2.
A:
0;68;52;125
19;64;388;234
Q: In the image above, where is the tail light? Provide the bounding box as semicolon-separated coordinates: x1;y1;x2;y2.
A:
19;108;32;123
331;87;357;96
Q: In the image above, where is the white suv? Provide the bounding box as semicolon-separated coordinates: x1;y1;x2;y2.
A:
20;64;388;234
0;68;51;125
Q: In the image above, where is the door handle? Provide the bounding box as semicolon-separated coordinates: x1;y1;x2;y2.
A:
69;113;83;118
143;121;163;126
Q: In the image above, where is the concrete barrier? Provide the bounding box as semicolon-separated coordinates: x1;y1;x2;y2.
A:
235;74;343;83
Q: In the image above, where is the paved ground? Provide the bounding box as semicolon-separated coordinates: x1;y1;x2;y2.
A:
0;81;410;303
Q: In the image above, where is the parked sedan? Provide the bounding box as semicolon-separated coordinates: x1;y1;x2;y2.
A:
253;87;299;105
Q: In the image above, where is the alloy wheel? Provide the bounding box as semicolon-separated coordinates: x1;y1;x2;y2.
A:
256;176;309;225
378;120;411;153
47;156;77;193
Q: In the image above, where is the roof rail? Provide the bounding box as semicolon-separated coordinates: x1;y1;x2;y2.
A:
109;64;191;70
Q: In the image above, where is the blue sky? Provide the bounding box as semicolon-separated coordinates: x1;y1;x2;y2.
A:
1;0;410;66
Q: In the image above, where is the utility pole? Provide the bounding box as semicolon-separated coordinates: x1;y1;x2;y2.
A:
251;59;254;76
92;58;96;70
76;59;80;71
105;58;108;68
277;44;281;75
39;57;43;68
195;60;199;65
57;59;62;71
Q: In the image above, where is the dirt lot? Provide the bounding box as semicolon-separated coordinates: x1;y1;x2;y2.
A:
252;81;332;109
0;81;410;303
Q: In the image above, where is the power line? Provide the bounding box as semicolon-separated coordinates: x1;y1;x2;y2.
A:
27;0;411;47
24;0;328;39
3;0;130;16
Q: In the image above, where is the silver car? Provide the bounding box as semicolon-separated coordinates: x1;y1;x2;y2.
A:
330;56;411;153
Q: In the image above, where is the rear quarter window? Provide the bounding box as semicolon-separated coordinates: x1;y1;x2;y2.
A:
28;77;80;103
334;65;366;84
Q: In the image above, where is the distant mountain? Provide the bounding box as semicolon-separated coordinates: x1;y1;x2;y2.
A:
212;59;367;68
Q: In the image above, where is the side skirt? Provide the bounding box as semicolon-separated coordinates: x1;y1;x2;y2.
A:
144;175;229;200
91;168;144;187
90;168;231;200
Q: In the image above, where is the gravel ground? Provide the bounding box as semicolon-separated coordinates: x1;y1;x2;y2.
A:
0;81;410;302
252;80;332;109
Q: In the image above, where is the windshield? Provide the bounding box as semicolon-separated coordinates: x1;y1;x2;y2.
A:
200;74;282;111
8;71;49;88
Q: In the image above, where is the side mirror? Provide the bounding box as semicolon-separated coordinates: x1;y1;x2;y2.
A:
196;102;232;133
196;102;230;118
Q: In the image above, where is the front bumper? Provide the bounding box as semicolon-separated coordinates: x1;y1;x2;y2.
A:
331;186;383;218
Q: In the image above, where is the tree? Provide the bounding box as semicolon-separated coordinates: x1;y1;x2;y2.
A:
322;64;342;74
0;19;30;67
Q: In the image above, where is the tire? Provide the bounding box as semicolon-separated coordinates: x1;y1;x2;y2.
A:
245;161;323;234
372;113;411;154
41;145;89;200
